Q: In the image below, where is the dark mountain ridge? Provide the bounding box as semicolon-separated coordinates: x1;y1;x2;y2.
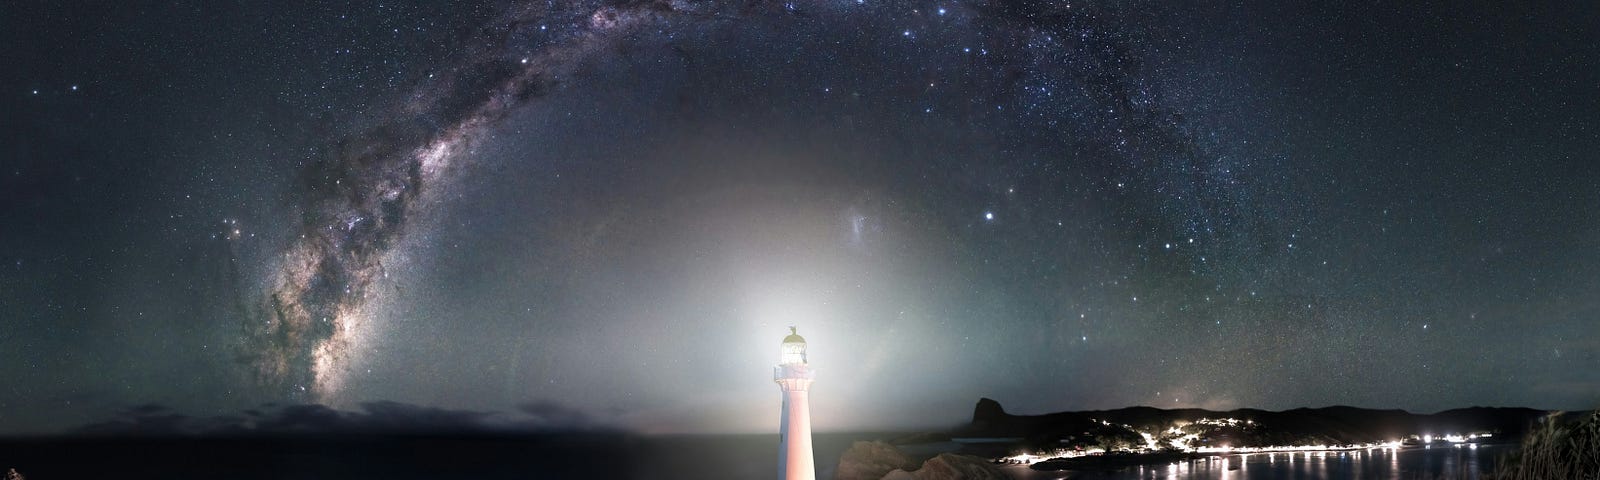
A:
960;398;1565;448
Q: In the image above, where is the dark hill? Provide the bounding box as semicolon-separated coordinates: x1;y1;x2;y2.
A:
960;398;1555;448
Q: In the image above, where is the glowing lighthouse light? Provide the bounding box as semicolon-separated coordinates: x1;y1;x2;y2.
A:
775;326;816;480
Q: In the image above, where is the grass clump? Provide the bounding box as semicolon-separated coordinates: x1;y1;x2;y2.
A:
1487;410;1600;480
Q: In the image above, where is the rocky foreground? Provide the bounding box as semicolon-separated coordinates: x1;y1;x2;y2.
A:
833;441;1007;480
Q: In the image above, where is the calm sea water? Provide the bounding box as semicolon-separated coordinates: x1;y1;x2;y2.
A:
975;445;1508;480
633;432;896;479
640;435;1514;480
0;433;1516;479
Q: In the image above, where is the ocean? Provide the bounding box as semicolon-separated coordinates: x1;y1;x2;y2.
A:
1003;445;1514;480
0;433;1513;479
641;435;1513;479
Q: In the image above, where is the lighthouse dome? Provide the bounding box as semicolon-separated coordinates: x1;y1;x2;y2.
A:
782;326;806;345
780;326;807;365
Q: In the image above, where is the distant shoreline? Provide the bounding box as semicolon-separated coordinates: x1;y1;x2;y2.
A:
1017;442;1520;472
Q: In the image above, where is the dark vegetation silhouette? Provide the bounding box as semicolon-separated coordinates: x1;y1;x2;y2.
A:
1477;410;1600;480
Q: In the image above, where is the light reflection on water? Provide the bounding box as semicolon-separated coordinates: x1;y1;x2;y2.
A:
1006;445;1512;480
637;434;1510;480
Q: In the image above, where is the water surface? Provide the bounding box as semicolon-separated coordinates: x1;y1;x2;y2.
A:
1000;445;1513;480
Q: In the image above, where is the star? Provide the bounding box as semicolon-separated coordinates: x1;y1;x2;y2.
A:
4;0;1595;443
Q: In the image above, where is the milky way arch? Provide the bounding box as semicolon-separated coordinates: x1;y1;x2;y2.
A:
239;0;728;400
239;0;1227;403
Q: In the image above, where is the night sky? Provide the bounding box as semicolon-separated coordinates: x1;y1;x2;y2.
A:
3;1;1597;435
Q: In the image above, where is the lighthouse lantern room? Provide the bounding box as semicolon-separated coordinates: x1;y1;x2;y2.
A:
774;326;816;480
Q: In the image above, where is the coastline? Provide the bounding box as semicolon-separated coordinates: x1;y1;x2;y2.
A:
977;444;1521;480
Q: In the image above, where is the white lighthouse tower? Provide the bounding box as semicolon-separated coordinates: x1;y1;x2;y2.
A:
775;326;816;480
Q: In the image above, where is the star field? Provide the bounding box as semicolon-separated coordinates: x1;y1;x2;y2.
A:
1;1;1597;434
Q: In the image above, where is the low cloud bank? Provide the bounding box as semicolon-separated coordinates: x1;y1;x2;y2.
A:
71;400;614;436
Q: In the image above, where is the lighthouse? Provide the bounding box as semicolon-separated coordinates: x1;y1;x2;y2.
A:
774;326;816;480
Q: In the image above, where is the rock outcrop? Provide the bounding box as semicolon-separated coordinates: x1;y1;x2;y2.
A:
881;453;1008;480
833;440;916;480
972;397;1007;424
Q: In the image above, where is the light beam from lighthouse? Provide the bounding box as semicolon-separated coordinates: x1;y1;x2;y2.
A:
775;326;816;480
